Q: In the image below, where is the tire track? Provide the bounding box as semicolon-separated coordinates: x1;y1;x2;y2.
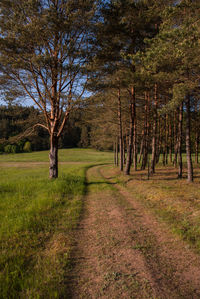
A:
100;165;200;299
66;165;200;298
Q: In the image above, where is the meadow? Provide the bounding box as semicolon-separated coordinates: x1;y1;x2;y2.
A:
1;148;200;298
0;148;113;298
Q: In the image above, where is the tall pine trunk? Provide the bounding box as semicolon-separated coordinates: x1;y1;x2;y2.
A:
116;137;119;166
123;136;126;165
174;109;178;167
150;84;158;175
118;88;123;171
165;113;168;165
195;101;199;164
114;141;116;165
195;132;199;164
138;133;144;164
133;88;137;171
125;87;135;175
178;103;183;179
169;120;173;163
156;116;161;164
141;92;150;170
49;135;58;179
185;95;193;182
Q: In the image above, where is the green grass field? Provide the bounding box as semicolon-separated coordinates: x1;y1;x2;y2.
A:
0;148;113;163
0;149;113;298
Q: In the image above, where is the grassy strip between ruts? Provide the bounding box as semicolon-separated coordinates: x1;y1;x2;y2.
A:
102;164;200;255
0;163;92;298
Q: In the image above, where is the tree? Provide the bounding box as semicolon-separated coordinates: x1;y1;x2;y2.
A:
0;0;95;178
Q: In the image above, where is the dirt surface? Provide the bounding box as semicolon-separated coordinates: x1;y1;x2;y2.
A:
67;165;200;298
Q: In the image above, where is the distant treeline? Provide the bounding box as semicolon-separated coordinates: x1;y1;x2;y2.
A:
0;105;91;153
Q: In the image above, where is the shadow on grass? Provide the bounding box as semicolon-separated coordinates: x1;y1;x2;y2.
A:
82;163;112;195
64;162;111;298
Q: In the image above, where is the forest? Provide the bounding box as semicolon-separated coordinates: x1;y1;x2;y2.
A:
0;0;200;298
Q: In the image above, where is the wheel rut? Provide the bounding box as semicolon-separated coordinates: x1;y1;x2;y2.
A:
67;165;200;299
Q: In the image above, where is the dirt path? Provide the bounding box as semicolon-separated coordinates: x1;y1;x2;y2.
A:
67;165;200;298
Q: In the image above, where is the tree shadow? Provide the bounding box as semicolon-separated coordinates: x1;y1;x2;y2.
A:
64;163;112;298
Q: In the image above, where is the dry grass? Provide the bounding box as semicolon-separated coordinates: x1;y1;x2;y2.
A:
104;164;200;253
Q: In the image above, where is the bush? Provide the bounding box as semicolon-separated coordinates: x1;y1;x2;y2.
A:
4;144;12;153
11;145;18;153
4;144;20;154
17;140;25;152
23;141;32;152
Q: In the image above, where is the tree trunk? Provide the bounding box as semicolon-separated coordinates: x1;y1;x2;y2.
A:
185;95;193;182
165;113;168;165
123;136;126;165
125;87;135;175
195;132;199;164
141;92;150;170
150;84;158;175
138;133;144;164
178;103;183;179
133;88;137;171
114;141;116;165
195;101;199;164
118;88;123;171
174;109;178;167
156;116;161;164
116;137;119;166
162;150;166;166
49;135;58;179
169;119;173;163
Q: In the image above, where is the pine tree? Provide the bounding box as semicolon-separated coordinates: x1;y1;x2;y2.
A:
0;0;95;178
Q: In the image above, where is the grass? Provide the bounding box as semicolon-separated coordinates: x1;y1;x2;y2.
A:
0;149;113;298
3;148;200;297
0;148;113;163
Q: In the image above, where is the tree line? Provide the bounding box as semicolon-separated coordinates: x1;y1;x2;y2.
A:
85;0;200;182
0;0;199;180
0;104;90;153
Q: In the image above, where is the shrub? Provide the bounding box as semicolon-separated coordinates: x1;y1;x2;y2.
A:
17;140;25;152
11;145;18;153
23;141;32;152
4;144;12;153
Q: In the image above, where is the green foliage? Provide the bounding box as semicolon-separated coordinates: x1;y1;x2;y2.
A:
4;144;23;154
23;141;32;153
4;144;12;153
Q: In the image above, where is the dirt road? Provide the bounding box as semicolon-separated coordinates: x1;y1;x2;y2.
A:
67;165;200;298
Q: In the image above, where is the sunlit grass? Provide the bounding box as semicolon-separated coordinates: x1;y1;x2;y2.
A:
0;148;113;163
0;148;113;298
